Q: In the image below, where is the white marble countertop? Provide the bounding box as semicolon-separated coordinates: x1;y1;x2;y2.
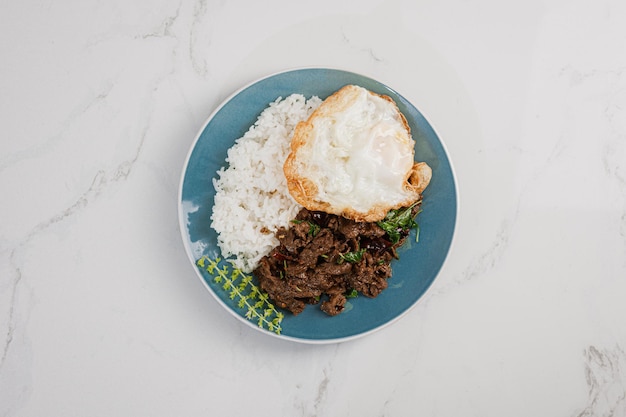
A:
2;0;626;415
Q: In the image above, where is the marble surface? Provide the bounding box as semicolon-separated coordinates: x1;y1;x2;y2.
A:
1;0;625;415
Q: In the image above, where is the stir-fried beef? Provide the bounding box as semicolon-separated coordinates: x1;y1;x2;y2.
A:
254;206;419;316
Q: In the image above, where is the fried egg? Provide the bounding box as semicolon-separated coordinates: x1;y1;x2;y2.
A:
283;85;431;222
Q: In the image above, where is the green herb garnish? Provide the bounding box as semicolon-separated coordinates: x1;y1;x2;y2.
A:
196;256;284;334
376;201;421;244
290;219;320;237
345;289;359;298
338;248;366;264
307;221;320;237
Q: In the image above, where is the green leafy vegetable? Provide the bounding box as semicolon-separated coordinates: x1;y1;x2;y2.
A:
307;221;320;237
338;248;366;264
345;289;359;298
376;201;422;244
291;219;320;237
196;256;284;334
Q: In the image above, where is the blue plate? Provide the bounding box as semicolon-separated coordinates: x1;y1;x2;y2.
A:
178;68;458;343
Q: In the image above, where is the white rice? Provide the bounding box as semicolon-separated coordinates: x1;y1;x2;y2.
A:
210;94;322;272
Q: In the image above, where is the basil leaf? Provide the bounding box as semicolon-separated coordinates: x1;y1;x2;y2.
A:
338;248;366;264
377;202;420;244
290;219;320;237
345;289;359;298
307;221;320;237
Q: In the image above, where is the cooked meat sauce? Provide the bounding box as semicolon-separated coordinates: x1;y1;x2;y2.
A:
254;204;421;316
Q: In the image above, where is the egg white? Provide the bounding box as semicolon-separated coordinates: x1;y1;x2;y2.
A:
284;85;430;222
301;87;415;210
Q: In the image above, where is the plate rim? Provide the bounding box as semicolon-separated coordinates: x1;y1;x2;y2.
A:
177;66;460;344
